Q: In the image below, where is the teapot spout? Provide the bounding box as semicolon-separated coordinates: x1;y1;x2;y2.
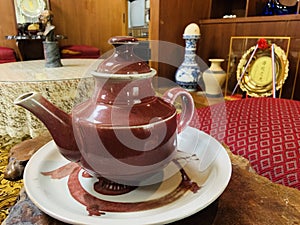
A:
14;92;81;162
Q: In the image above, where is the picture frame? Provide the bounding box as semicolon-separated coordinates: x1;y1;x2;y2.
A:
224;36;290;98
14;0;50;24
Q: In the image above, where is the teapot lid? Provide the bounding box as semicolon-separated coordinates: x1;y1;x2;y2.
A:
96;36;151;74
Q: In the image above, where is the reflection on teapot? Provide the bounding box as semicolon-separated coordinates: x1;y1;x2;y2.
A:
14;36;194;194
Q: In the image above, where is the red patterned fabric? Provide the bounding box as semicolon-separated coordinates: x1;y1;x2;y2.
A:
60;45;100;59
0;47;16;63
190;98;300;190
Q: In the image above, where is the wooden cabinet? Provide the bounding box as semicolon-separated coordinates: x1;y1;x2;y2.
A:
149;0;299;99
210;0;247;18
198;15;300;100
149;0;209;81
209;0;299;18
199;0;300;93
0;1;18;50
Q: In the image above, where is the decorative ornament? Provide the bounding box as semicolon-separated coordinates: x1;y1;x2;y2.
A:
175;23;202;92
232;38;289;98
263;0;298;15
203;59;226;96
18;0;46;18
39;10;62;68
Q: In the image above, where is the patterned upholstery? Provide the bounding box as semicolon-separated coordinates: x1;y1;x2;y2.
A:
190;97;300;190
0;47;17;63
60;45;100;59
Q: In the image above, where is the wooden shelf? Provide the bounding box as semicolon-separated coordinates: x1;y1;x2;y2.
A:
209;0;299;19
210;0;247;18
197;11;300;100
200;14;300;24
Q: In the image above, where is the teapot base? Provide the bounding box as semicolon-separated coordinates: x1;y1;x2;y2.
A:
94;177;137;195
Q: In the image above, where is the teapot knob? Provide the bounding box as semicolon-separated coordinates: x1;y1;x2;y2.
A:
96;36;151;74
108;36;139;45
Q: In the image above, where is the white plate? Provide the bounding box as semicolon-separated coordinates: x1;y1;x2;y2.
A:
24;127;231;225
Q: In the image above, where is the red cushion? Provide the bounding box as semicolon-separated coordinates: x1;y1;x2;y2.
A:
0;47;16;63
190;98;300;190
60;45;100;59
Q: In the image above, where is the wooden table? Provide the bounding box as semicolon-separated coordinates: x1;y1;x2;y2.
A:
190;91;243;108
190;91;225;108
2;142;300;225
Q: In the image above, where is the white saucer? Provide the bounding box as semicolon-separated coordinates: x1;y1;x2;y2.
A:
24;127;231;225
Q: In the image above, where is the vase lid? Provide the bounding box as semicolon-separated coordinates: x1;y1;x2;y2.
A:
96;36;151;74
184;23;200;35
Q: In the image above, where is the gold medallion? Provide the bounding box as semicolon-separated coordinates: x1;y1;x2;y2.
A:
236;44;289;97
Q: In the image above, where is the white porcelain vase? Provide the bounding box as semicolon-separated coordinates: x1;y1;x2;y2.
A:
203;59;226;96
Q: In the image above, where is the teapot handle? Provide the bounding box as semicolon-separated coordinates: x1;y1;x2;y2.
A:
162;87;194;133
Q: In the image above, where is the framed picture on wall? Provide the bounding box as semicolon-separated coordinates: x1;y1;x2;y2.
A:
225;36;290;98
14;0;50;24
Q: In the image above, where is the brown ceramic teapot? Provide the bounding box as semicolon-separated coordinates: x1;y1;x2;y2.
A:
14;36;194;188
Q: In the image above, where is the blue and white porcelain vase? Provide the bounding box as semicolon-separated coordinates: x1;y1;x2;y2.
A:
175;23;201;92
203;59;226;96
